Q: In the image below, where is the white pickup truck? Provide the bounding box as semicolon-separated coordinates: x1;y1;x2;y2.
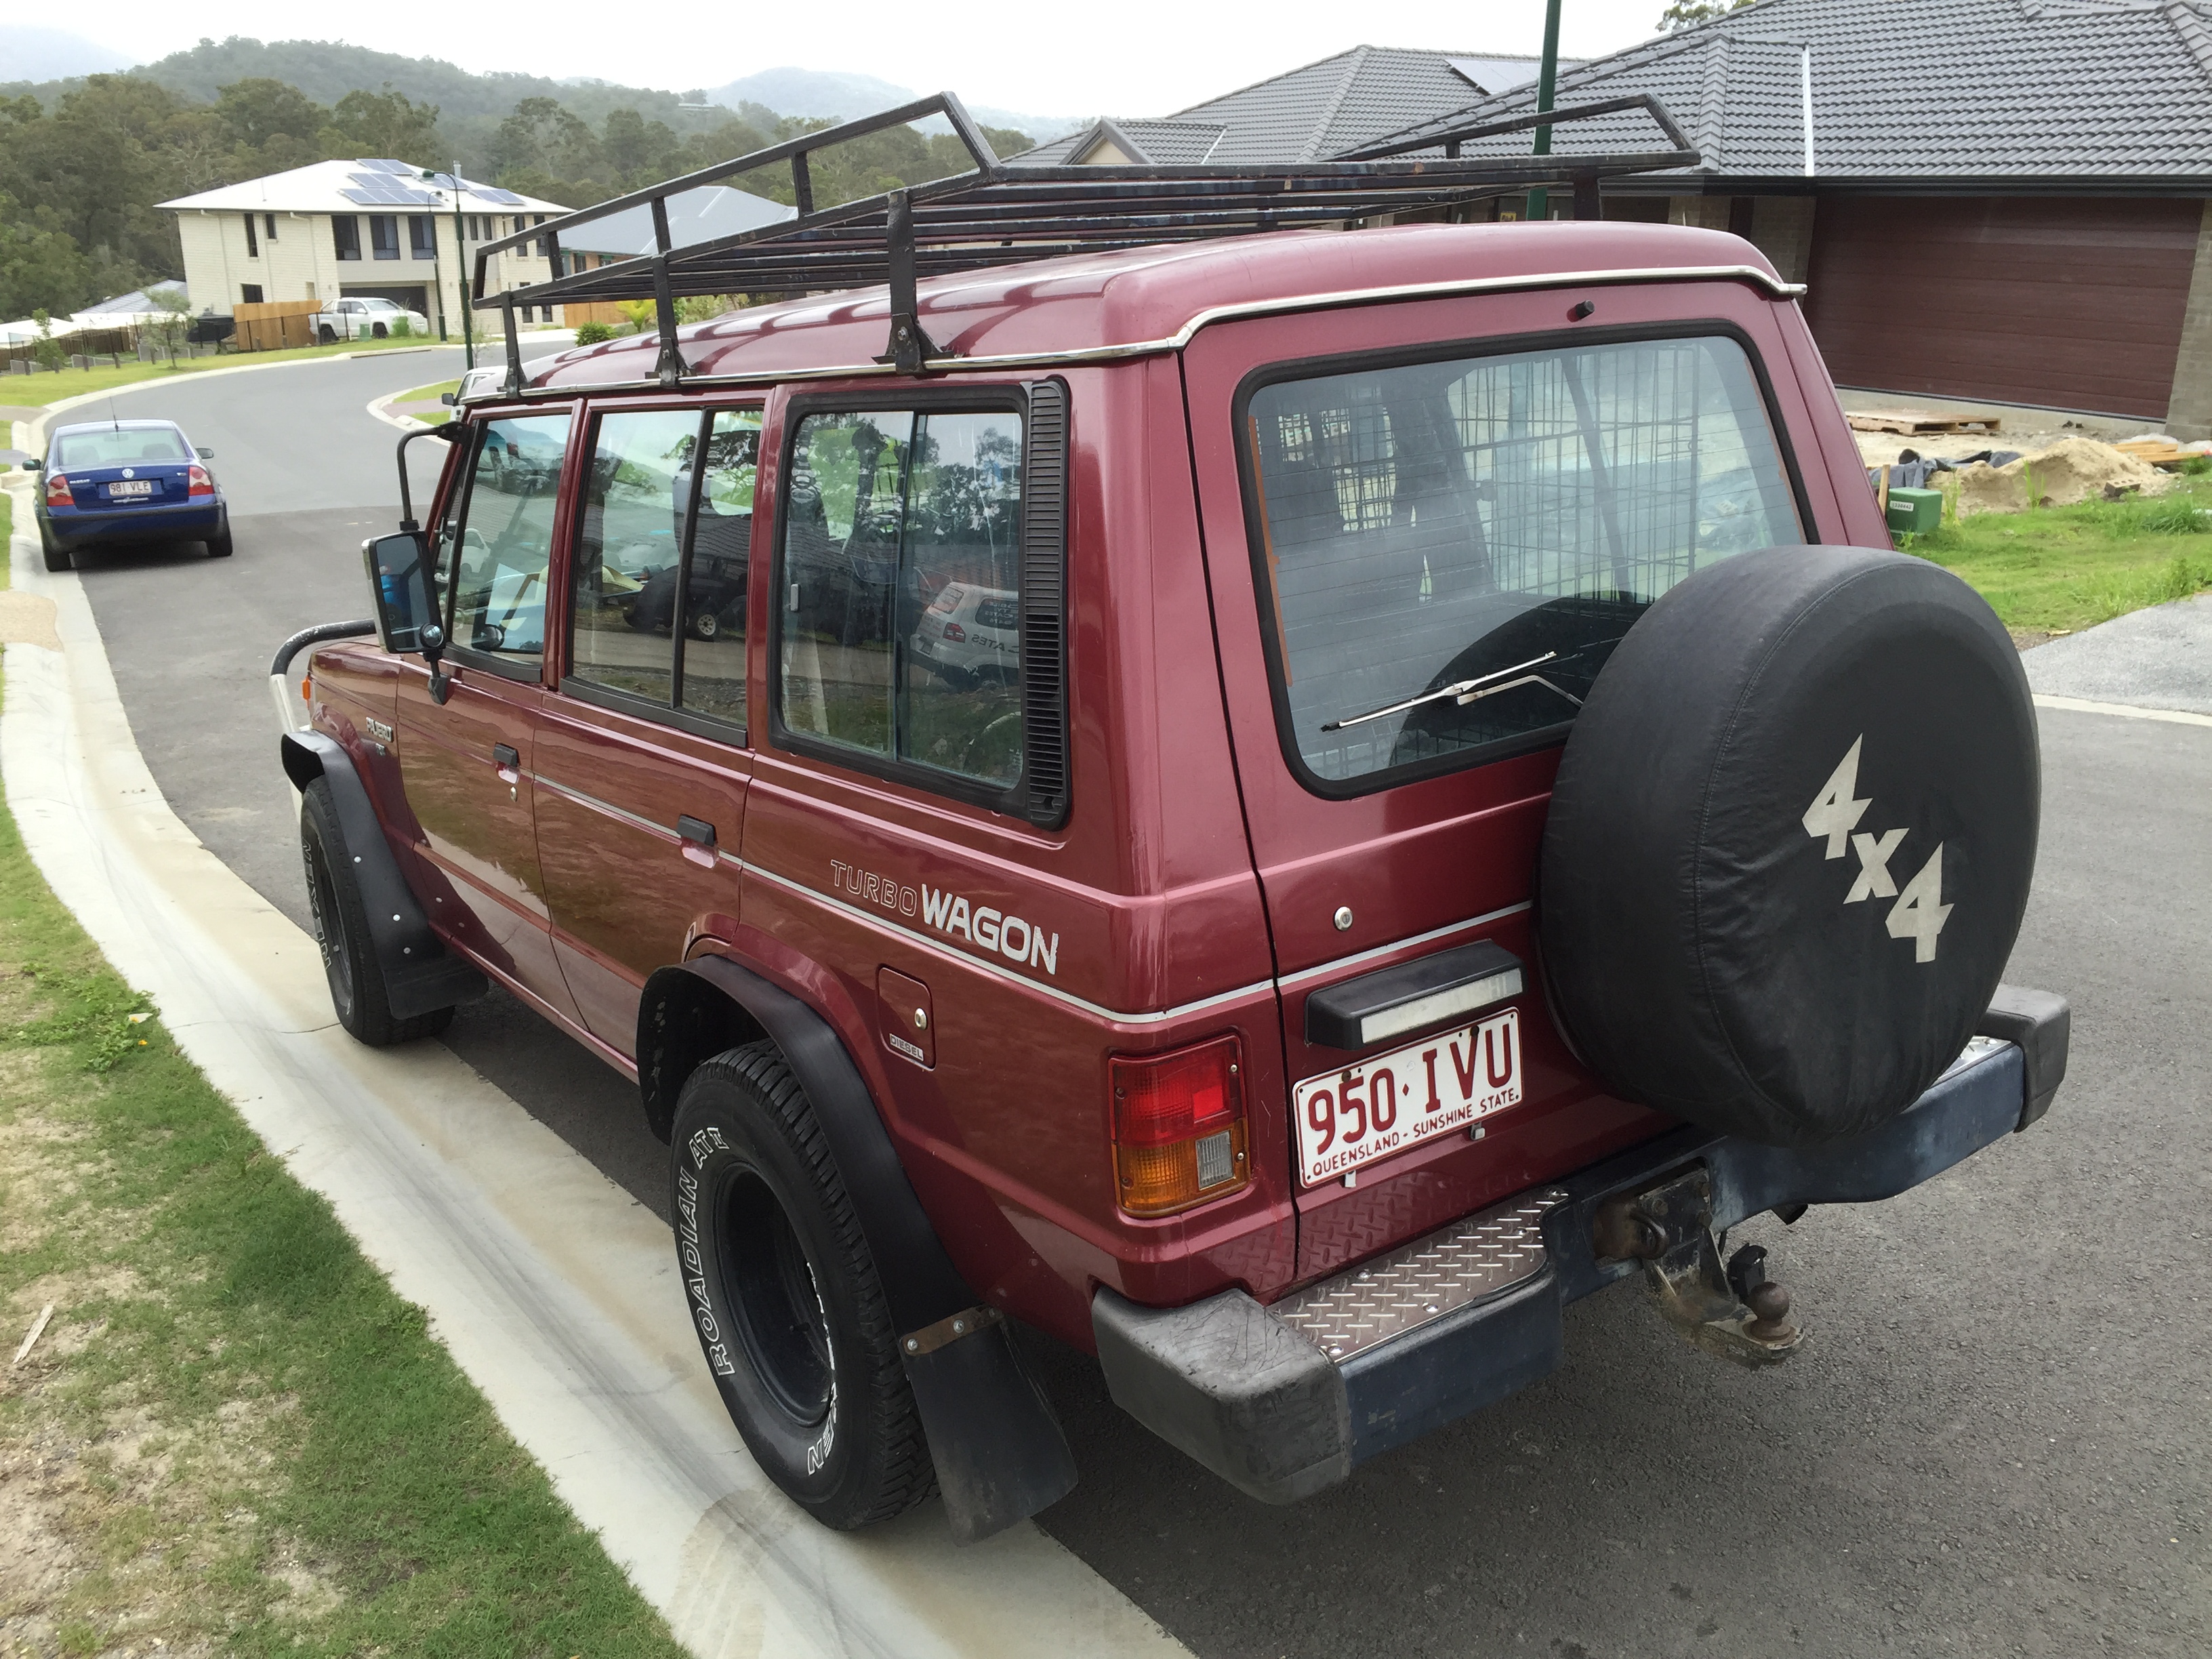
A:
312;297;428;342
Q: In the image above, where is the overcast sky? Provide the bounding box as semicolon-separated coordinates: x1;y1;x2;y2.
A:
94;0;1677;116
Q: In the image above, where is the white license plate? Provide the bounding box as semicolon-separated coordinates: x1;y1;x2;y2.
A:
106;479;155;497
1293;1008;1523;1187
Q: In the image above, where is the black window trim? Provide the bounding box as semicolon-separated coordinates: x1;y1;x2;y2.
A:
438;406;575;684
556;398;762;744
1231;316;1816;802
767;383;1063;824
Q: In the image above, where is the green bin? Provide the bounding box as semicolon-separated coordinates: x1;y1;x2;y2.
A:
1886;487;1944;534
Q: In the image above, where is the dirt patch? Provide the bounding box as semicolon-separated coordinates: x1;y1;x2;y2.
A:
0;591;62;653
1954;436;2175;516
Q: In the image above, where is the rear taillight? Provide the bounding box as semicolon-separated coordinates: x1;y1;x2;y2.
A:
942;621;966;642
43;472;70;508
187;465;213;497
1111;1035;1249;1216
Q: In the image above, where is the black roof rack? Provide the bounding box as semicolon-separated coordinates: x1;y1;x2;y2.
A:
468;90;1697;388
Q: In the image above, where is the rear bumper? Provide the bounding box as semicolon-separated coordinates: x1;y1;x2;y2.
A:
1092;991;2067;1502
47;502;225;547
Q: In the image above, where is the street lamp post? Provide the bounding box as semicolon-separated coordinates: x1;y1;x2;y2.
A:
426;162;475;371
1528;0;1565;222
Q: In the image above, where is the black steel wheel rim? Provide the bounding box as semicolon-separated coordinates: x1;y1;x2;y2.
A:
716;1167;833;1425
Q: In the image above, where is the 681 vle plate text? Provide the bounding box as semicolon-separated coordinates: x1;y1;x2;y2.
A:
1294;1008;1523;1187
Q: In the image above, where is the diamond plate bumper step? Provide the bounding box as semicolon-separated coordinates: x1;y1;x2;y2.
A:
1271;1189;1569;1363
1090;1028;2050;1505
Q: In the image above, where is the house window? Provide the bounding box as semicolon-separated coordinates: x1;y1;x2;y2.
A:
409;215;436;259
333;216;361;260
241;283;264;304
244;214;258;258
264;213;278;242
370;215;401;260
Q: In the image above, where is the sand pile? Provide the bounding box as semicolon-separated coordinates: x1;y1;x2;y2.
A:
1955;436;2175;516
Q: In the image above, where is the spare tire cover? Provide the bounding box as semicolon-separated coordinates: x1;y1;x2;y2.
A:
1538;544;2038;1146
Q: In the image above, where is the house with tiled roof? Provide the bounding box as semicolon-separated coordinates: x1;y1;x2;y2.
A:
1019;46;1579;168
1339;0;2212;432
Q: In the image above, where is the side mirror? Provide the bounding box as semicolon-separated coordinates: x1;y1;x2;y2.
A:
25;457;41;472
439;392;457;406
196;447;214;459
361;530;437;655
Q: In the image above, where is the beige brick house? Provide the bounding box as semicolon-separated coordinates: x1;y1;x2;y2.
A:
161;159;573;339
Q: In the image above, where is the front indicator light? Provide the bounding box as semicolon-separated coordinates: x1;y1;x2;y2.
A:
1111;1034;1250;1216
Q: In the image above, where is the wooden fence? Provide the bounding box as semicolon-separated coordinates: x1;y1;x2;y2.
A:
233;299;323;351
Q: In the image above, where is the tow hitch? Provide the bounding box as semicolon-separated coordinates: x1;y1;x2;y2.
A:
1592;1166;1801;1366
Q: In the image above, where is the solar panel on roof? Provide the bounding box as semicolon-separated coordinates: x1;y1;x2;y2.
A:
360;158;412;173
474;188;526;205
343;174;438;205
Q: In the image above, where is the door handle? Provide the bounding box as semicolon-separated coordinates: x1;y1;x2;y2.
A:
677;815;717;868
492;743;520;769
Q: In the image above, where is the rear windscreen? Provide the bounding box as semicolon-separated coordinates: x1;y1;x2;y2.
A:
54;429;190;469
1242;333;1800;791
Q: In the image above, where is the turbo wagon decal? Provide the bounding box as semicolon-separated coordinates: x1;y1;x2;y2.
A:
921;885;1060;976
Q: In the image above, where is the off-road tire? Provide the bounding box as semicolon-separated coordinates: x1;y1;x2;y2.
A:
299;777;454;1046
37;519;70;573
670;1044;935;1529
206;530;233;558
318;323;337;344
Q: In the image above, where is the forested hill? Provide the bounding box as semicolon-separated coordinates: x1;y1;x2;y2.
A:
0;37;1071;324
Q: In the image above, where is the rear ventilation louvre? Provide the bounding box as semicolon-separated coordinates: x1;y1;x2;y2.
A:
1020;379;1070;828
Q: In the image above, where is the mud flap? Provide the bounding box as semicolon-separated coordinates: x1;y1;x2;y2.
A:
279;729;486;1019
668;956;1079;1542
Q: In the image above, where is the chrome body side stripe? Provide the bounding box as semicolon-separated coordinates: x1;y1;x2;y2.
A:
1275;901;1536;992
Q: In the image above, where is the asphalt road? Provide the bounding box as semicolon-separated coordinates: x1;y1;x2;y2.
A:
52;355;2212;1658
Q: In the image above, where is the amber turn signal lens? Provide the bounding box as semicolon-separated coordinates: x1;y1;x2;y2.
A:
1110;1034;1250;1217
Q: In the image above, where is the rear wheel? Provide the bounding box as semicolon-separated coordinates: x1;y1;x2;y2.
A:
37;518;70;573
319;323;337;344
300;777;453;1046
371;322;388;339
691;607;720;640
671;1044;934;1530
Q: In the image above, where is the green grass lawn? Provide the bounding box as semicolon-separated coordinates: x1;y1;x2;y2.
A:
0;489;687;1656
7;335;461;409
1901;476;2212;635
390;378;462;427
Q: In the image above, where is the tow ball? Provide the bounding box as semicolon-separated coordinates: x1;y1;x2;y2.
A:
1591;1166;1802;1367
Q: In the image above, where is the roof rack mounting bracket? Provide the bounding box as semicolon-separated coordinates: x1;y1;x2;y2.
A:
500;296;522;396
875;189;949;375
649;200;691;387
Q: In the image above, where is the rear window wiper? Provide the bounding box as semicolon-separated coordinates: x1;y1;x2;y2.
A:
1319;650;1583;734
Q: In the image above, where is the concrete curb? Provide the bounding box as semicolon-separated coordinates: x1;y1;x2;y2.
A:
0;494;1183;1659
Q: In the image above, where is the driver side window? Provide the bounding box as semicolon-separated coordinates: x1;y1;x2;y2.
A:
448;412;571;672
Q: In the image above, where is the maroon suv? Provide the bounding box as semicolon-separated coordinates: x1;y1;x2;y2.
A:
275;105;2067;1544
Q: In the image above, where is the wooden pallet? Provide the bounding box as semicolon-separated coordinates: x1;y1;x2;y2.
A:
2112;436;2200;470
1845;409;2005;435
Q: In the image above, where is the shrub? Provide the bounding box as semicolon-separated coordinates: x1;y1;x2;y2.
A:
573;320;613;346
392;315;412;338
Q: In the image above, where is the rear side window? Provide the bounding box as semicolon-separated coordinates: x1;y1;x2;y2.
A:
778;406;1025;796
1242;333;1800;792
449;412;570;672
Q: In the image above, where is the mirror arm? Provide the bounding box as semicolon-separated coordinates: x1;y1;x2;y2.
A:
393;424;459;533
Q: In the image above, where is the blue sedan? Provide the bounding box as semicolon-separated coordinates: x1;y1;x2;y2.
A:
32;419;231;571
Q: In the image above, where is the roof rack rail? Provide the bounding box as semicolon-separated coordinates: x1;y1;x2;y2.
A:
467;89;1698;385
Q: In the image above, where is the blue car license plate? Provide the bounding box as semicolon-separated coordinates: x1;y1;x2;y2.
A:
106;480;155;498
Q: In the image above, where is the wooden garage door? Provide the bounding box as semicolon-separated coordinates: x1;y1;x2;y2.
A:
1805;196;2203;419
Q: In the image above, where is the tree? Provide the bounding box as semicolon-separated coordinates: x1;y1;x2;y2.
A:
144;285;191;363
602;107;681;187
1658;0;1755;29
491;97;600;188
213;77;328;150
30;310;69;373
0;191;92;319
331;87;442;165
